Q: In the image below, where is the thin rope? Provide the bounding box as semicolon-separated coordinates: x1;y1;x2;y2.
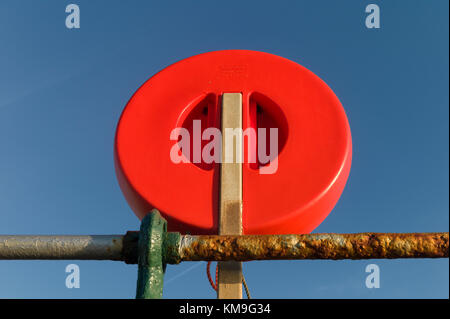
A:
206;261;218;291
206;261;251;299
242;275;251;299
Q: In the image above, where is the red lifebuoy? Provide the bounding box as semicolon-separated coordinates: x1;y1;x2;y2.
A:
115;50;352;235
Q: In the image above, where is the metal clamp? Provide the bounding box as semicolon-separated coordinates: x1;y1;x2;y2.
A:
136;210;168;299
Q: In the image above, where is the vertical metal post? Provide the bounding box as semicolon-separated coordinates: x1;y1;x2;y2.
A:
136;210;167;299
218;93;243;299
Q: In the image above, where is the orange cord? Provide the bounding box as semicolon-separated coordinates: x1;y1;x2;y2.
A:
206;261;218;291
206;261;251;298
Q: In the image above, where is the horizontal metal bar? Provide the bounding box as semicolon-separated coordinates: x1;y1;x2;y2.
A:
0;234;137;262
0;232;448;263
172;232;449;263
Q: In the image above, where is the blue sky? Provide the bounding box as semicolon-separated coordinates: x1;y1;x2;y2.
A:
0;0;448;298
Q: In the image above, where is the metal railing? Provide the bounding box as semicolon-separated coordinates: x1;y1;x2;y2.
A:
1;210;448;298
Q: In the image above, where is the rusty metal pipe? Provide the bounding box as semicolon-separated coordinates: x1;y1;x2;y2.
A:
0;232;448;264
172;232;449;263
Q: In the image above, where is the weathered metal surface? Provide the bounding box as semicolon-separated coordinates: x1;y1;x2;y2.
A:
1;232;448;263
163;231;182;264
174;232;449;262
135;210;167;299
0;235;125;261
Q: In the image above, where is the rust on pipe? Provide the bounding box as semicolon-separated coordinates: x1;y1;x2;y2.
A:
0;232;448;264
172;232;449;263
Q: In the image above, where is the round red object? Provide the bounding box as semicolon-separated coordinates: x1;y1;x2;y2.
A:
114;50;352;235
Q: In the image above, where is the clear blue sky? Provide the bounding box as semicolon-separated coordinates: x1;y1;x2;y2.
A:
0;0;448;298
